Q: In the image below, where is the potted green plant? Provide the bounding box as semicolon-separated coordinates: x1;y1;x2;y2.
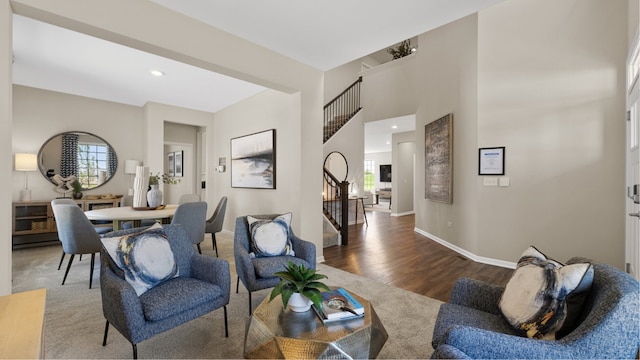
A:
387;39;415;59
269;261;330;312
71;179;83;199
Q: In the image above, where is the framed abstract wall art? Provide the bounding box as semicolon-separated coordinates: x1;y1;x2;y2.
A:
231;129;276;189
425;113;453;204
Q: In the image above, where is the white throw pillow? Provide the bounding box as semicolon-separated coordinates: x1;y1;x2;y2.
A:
101;223;178;296
498;246;593;340
247;213;295;257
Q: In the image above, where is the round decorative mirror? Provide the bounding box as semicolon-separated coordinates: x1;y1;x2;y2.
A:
38;131;118;190
324;151;348;182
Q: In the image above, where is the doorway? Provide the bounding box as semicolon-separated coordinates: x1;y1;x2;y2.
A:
626;32;640;280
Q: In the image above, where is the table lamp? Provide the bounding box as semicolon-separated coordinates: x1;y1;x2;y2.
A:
15;153;37;202
124;159;141;195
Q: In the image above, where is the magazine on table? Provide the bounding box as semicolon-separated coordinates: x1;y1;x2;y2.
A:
312;288;365;323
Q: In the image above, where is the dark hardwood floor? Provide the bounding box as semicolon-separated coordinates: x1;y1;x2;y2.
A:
322;209;514;302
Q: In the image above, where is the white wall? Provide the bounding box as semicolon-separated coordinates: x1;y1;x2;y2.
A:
392;131;415;215
412;0;628;268
415;13;480;256
475;0;627;266
361;54;419;123
212;90;310;235
12;86;144;201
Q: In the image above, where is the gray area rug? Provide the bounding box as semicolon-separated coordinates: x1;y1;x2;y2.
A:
11;232;442;359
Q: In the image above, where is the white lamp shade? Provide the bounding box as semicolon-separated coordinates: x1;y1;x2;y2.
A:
15;153;37;171
124;160;141;174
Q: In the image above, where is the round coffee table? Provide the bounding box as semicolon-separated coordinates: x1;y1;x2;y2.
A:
244;288;388;359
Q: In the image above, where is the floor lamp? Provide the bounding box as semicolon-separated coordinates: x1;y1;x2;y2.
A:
124;160;141;196
15;153;37;202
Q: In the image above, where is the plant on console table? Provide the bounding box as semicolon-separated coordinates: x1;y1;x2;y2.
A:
269;261;330;313
147;173;180;208
71;179;83;199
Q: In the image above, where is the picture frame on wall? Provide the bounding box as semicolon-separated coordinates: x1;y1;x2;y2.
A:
231;129;276;189
478;147;505;175
167;152;175;177
174;151;183;177
425;113;453;204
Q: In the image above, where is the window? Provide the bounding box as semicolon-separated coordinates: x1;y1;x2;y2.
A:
77;142;109;188
364;160;375;191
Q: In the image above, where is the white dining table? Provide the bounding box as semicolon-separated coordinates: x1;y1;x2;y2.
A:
85;204;178;231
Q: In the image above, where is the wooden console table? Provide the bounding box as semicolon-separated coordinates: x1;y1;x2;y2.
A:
12;198;121;248
0;288;46;359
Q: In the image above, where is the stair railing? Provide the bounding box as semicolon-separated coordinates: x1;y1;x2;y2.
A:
323;167;349;245
323;76;362;143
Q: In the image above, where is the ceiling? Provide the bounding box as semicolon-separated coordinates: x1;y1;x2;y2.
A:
12;0;504;114
365;115;416;154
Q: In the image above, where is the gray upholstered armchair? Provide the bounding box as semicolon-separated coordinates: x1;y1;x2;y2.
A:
100;224;230;359
234;214;316;314
431;260;640;359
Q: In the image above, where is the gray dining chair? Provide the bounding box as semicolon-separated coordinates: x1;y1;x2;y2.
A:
52;199;78;271
51;198;112;269
51;203;102;288
171;201;207;254
178;193;201;204
205;196;227;257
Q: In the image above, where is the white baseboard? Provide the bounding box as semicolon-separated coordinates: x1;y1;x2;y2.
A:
413;228;516;269
391;211;415;217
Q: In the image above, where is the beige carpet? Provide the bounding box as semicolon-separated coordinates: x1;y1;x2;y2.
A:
11;232;442;359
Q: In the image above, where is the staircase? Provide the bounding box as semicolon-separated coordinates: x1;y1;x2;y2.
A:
322;77;363;246
324;77;362;143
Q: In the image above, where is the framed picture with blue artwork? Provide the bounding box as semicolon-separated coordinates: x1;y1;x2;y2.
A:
230;129;276;189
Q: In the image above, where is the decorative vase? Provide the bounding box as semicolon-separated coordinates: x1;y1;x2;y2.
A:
147;184;163;208
288;293;313;312
72;192;83;199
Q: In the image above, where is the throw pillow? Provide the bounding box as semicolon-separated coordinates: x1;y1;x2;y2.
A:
247;213;295;257
498;246;593;340
101;223;179;296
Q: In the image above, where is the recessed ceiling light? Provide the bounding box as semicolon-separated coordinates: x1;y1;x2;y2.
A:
150;70;164;77
391;125;398;129
386;141;391;145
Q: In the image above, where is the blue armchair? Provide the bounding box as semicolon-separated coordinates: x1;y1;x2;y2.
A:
100;224;230;359
431;259;640;359
234;214;316;314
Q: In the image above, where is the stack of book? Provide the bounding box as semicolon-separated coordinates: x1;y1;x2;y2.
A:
312;288;365;323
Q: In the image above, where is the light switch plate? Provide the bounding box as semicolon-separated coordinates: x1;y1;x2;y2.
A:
483;177;498;186
499;177;510;187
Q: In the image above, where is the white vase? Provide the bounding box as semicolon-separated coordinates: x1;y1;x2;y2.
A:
147;184;163;208
288;293;313;312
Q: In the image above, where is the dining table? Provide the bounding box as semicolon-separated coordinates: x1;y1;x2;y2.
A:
84;204;178;231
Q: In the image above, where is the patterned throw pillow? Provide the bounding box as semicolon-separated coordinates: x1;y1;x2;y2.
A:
498;246;593;340
247;213;295;257
101;223;179;296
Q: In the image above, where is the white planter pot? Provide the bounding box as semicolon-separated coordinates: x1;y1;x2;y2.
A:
288;293;313;312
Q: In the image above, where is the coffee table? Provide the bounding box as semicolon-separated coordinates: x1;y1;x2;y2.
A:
244;288;388;359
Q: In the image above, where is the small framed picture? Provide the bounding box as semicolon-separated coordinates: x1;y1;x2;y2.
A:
174;151;183;177
167;152;175;177
478;147;505;175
